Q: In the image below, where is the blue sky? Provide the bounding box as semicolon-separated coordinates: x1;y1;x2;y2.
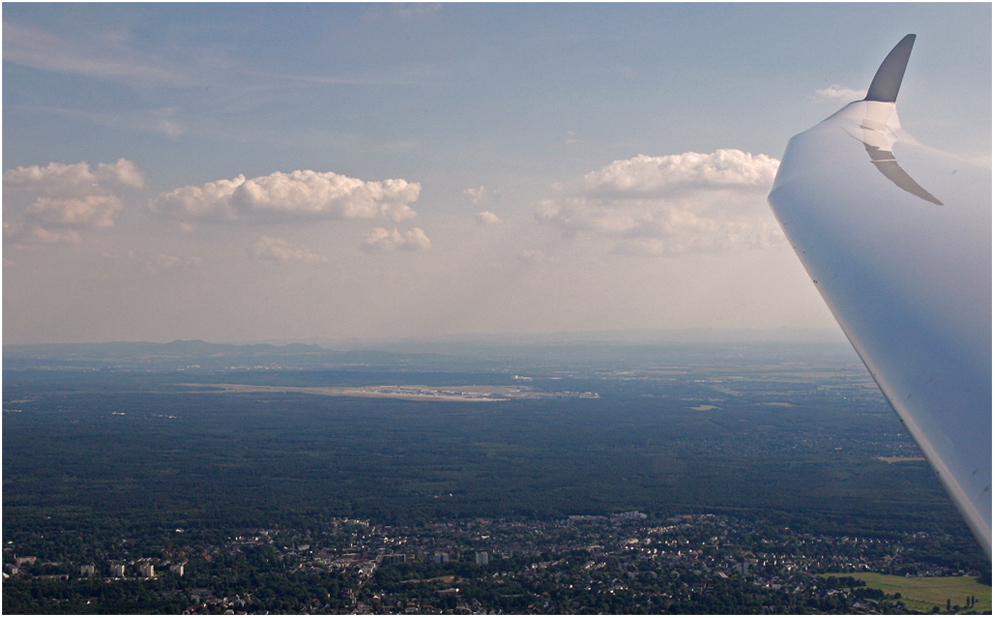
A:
3;3;990;344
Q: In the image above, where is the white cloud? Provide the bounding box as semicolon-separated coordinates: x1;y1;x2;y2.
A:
26;195;123;229
30;228;82;245
3;158;145;192
575;150;778;196
146;108;184;138
815;84;865;101
476;211;502;225
250;236;328;263
2;158;143;243
151;170;420;224
150;175;248;221
2;21;188;87
464;186;487;204
362;227;432;252
464;185;500;206
537;149;783;254
519;249;545;264
97;159;145;188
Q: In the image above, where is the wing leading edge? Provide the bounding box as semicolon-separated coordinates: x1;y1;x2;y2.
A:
768;35;992;556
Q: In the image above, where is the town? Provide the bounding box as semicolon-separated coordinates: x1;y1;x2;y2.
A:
4;512;987;614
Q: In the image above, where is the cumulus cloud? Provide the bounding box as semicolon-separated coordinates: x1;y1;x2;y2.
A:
815;84;865;101
464;185;500;206
476;211;502;225
519;249;545;264
250;236;328;263
2;158;144;243
574;150;778;196
3;158;145;192
362;227;432;252
145;108;184;138
151;169;420;224
537;149;783;254
31;228;82;245
26;195;123;229
464;186;487;205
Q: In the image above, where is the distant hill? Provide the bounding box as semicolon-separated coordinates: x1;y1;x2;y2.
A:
3;335;861;374
2;340;456;372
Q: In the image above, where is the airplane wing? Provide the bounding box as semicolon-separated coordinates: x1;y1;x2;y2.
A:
768;34;992;556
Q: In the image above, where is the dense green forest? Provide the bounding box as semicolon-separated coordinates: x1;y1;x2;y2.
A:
3;366;978;545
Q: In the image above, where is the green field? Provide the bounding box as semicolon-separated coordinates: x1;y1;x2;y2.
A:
823;573;991;613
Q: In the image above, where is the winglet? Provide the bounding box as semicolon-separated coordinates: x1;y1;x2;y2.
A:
864;34;916;102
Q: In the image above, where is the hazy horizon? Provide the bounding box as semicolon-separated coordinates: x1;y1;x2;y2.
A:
4;4;990;345
3;326;851;349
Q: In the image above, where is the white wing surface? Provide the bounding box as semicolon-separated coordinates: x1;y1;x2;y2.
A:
768;35;992;555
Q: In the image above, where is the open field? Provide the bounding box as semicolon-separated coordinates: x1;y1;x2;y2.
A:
876;456;927;464
195;382;602;402
194;383;521;402
823;573;991;613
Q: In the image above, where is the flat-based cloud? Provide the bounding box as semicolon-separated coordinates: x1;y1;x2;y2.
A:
3;158;144;243
251;236;328;263
518;249;545;264
362;227;432;252
815;85;865;101
3;158;145;192
476;211;502;225
464;185;500;206
27;195;123;229
151;170;420;224
575;150;778;196
30;228;82;245
537;149;783;254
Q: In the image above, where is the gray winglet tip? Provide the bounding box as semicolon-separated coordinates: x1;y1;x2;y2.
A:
864;34;916;103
